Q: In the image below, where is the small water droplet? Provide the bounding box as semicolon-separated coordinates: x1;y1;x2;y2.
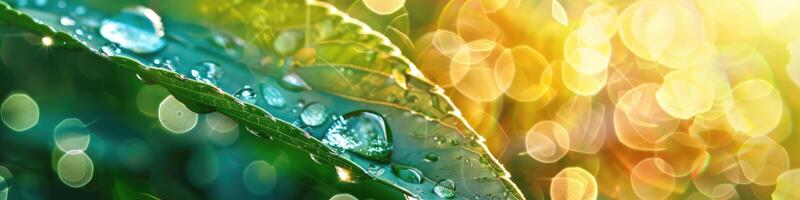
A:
322;111;393;163
99;6;166;54
59;16;75;26
234;85;258;104
424;153;439;162
391;164;423;184
279;73;311;91
100;42;121;56
367;164;385;176
56;0;65;8
433;179;457;199
190;61;222;85
151;57;178;71
261;85;285;108
300;102;327;127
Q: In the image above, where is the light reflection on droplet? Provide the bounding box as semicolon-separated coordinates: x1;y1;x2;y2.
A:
98;6;165;54
1;93;39;132
158;95;198;134
41;36;53;46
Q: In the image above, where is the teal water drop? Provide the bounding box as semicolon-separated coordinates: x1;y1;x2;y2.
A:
433;179;456;199
99;6;165;54
300;102;327;127
261;85;285;108
322;110;393;163
366;164;385;176
391;164;423;184
279;73;311;91
190;61;222;85
234;85;258;104
152;57;178;71
59;16;75;26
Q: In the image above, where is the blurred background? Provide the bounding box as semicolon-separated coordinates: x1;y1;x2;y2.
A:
4;0;800;199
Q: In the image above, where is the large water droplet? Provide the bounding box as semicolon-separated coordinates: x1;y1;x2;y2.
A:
190;61;222;85
261;85;285;108
391;164;423;184
100;42;121;56
234;85;258;104
433;179;457;199
99;6;165;54
279;73;311;91
322;110;393;163
300;102;327;126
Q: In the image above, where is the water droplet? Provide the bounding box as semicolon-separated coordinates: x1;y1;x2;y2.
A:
391;164;423;184
101;42;121;56
261;85;285;108
99;6;166;54
190;61;222;85
152;57;178;71
34;0;46;7
279;73;311;91
300;102;327;126
322;110;393;163
234;85;258;104
424;153;439;162
59;16;75;26
433;179;457;199
367;164;386;176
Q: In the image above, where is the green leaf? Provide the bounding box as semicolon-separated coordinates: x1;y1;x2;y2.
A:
0;0;523;199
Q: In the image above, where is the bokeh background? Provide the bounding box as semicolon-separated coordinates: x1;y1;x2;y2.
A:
3;0;800;199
